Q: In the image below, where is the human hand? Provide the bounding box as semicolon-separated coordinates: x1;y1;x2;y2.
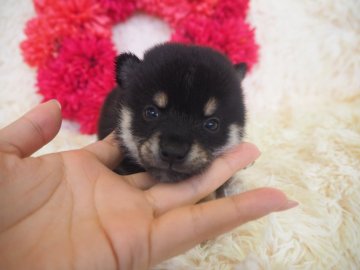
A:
0;100;297;270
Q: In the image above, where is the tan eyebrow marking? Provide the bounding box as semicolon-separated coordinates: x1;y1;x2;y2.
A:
204;98;218;116
153;92;168;108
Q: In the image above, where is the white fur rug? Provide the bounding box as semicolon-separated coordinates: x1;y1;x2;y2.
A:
0;0;359;269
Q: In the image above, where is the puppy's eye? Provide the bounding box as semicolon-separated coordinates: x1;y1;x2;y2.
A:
203;118;219;131
143;106;160;120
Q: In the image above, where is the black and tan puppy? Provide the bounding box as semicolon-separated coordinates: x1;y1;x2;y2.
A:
98;43;246;186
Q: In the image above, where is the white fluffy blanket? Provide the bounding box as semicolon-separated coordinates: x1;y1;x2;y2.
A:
0;0;359;269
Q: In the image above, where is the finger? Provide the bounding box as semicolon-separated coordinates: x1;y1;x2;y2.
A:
84;133;122;169
150;188;298;266
145;143;261;215
0;100;62;157
124;173;158;190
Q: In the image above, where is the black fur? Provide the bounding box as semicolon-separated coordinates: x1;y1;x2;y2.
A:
98;43;247;183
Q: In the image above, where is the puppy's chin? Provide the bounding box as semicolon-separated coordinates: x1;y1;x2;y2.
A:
145;166;207;183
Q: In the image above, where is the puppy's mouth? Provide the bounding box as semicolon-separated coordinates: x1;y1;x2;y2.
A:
146;161;193;173
145;165;205;183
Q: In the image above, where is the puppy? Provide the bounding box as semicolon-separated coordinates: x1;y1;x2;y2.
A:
98;43;247;188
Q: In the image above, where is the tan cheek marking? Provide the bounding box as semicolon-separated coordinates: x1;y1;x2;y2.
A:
186;142;209;165
153;92;168;108
139;132;161;166
204;98;218;116
119;106;140;162
213;124;244;156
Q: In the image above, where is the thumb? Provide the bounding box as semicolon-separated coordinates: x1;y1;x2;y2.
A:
0;100;62;157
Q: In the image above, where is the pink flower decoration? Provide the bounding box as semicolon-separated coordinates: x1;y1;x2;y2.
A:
37;36;116;134
136;0;191;26
213;0;249;20
22;0;111;67
137;0;218;26
21;16;63;66
97;0;136;23
172;15;258;68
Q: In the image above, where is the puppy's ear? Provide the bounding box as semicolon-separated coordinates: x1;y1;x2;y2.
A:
115;53;141;87
234;63;247;81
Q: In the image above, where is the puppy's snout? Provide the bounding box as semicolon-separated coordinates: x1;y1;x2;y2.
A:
159;139;190;164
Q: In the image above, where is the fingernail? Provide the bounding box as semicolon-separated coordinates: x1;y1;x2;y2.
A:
280;200;299;211
244;161;256;170
50;99;62;109
247;144;261;159
253;148;261;161
231;143;261;158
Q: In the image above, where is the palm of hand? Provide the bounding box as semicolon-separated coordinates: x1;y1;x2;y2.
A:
1;149;157;269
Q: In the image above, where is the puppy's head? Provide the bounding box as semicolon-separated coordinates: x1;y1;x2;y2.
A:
115;43;247;182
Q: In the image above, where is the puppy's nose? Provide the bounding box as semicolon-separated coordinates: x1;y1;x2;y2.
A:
160;141;190;164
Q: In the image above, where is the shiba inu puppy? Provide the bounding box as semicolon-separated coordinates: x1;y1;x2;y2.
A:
98;43;247;185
